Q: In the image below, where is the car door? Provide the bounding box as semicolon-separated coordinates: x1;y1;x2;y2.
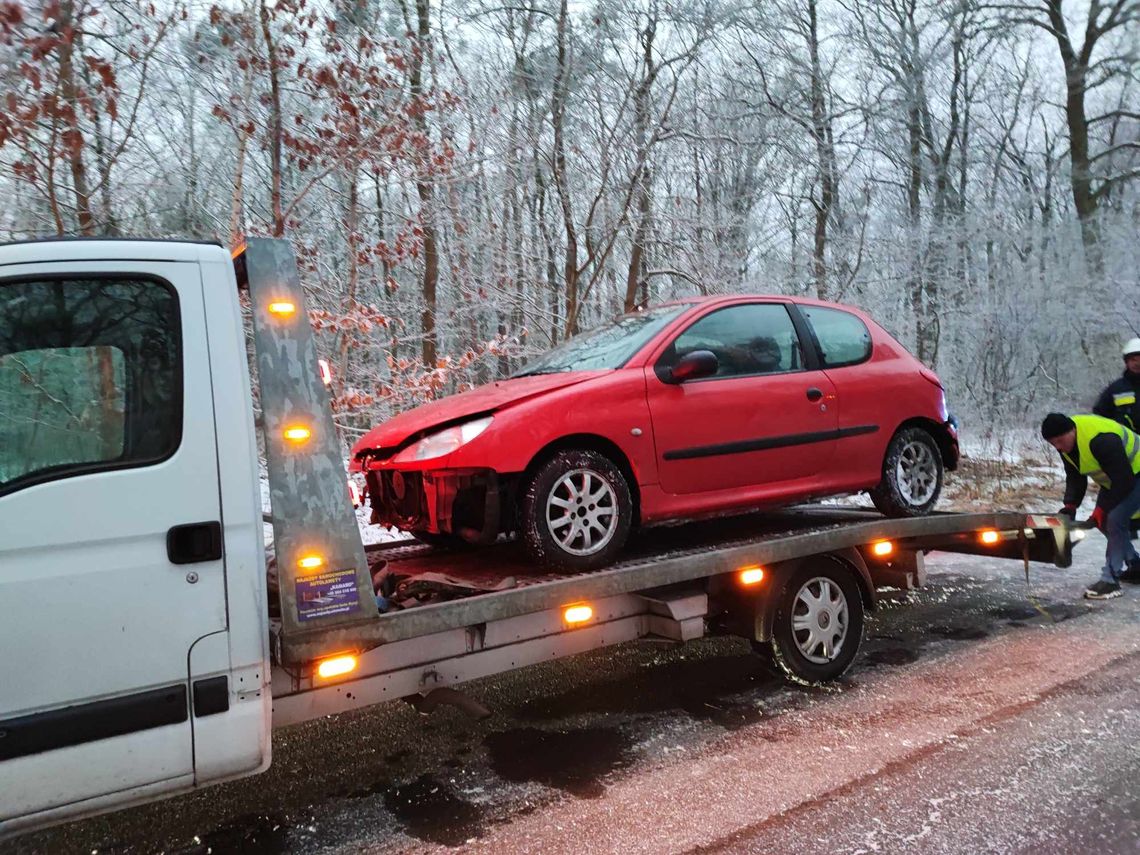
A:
0;261;232;827
796;303;890;485
645;302;838;495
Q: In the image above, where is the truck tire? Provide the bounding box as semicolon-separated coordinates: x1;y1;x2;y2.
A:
760;558;864;684
521;449;633;571
870;427;943;517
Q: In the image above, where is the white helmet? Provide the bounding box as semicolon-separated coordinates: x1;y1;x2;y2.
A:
1125;337;1140;358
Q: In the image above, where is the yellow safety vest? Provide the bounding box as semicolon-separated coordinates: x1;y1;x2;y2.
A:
1063;414;1140;490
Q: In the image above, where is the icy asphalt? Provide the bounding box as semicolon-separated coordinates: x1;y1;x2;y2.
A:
13;530;1140;855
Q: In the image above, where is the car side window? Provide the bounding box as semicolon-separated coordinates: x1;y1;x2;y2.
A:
661;304;804;379
0;278;182;495
801;305;872;368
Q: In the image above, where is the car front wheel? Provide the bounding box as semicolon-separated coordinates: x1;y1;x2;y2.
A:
521;449;633;570
870;426;944;517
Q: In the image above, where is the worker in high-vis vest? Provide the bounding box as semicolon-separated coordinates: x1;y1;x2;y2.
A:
1093;338;1140;430
1041;412;1140;599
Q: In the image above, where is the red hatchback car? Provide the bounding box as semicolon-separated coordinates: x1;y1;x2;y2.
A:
352;296;958;569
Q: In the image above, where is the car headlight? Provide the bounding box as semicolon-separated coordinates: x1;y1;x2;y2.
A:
392;416;493;463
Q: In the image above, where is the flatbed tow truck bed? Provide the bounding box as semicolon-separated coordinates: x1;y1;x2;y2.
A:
271;506;1075;724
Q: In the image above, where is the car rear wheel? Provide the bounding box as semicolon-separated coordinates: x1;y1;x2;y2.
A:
521;449;633;570
870;427;943;517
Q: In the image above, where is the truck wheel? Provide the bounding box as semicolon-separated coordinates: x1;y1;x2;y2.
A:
870;427;943;517
521;449;633;570
762;559;864;684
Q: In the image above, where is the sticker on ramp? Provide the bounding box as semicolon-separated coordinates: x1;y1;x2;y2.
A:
296;567;361;621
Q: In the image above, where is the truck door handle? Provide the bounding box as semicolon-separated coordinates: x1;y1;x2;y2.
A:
167;521;223;564
806;387;823;402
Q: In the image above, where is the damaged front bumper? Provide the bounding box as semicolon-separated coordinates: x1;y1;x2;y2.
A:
364;466;503;544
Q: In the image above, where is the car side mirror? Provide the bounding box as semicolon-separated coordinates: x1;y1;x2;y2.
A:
667;350;718;384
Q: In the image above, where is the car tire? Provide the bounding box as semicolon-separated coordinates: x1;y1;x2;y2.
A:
758;558;865;685
521;449;633;571
870;426;943;517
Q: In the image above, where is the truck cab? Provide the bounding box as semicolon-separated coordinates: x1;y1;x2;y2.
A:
0;240;272;833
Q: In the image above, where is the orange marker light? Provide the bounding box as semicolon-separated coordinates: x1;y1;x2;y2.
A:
871;540;895;557
979;529;1001;545
317;655;357;679
284;425;312;444
268;301;297;318
739;565;765;586
564;604;593;624
298;554;324;571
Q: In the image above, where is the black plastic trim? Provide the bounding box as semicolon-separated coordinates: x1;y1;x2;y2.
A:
0;684;188;761
193;677;230;717
663;424;879;461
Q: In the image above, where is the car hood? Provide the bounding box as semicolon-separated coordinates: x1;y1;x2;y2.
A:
352;370;609;459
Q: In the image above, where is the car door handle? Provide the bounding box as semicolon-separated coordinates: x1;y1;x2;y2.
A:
167;521;223;564
806;387;823;402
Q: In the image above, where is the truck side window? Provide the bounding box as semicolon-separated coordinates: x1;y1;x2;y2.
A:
801;305;872;368
0;277;181;494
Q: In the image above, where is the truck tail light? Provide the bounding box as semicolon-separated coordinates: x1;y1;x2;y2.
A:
298;554;324;570
317;655;357;679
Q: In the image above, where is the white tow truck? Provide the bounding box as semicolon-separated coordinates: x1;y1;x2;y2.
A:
0;238;1081;839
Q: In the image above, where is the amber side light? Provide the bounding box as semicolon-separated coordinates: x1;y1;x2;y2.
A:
317;655;357;679
564;604;593;624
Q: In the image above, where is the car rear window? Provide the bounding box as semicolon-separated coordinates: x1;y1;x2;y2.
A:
801;305;872;368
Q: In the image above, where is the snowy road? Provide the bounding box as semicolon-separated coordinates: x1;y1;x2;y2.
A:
13;531;1140;855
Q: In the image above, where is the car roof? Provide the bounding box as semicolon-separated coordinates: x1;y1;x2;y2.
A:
660;293;868;315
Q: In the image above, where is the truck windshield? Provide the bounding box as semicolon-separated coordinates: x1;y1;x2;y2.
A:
513;305;686;376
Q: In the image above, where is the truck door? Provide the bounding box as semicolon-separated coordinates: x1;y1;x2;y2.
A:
0;258;260;832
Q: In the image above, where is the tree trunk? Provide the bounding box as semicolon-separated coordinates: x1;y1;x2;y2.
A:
56;0;95;235
337;169;360;398
624;12;656;312
258;0;285;236
551;0;580;337
807;0;838;301
409;0;439;369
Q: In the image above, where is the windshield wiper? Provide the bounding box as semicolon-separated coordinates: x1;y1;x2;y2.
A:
511;368;561;379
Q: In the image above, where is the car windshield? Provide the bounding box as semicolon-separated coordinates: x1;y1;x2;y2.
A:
513;305;687;376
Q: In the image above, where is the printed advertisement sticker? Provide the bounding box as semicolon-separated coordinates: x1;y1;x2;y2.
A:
296;567;361;622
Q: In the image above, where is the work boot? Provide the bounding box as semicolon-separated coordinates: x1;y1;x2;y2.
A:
1118;558;1140;584
1085;580;1123;600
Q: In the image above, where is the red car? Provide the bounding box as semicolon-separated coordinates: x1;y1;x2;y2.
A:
352;296;958;569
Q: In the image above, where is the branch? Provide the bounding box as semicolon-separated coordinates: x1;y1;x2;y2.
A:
1090;140;1140;163
1093;168;1140;198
